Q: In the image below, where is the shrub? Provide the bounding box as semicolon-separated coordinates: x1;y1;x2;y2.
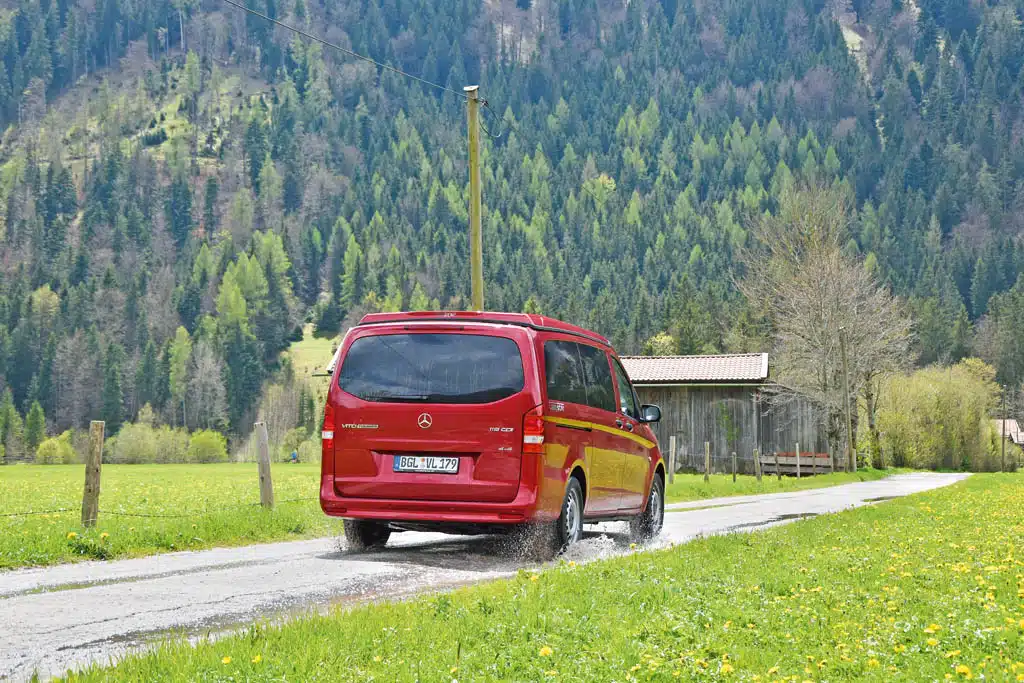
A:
297;438;319;464
36;431;76;464
278;427;308;462
154;426;190;463
877;359;1001;471
108;423;159;464
187;430;229;463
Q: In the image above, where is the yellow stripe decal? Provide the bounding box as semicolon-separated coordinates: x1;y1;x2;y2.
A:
543;416;655;450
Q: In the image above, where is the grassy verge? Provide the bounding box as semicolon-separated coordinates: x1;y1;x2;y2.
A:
664;468;902;503
67;474;1023;682
0;463;340;569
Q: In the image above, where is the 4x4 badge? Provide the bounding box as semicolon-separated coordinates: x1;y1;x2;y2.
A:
417;413;433;429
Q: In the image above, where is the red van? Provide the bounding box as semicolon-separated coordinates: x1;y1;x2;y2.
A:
320;311;664;556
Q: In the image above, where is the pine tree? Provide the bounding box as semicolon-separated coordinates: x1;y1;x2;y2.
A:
25;401;45;451
102;342;125;433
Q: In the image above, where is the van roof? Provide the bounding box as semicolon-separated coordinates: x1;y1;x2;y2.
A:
356;311;611;347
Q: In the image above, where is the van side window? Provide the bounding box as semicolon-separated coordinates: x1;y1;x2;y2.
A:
544;341;588;406
577;344;617;412
611;358;639;420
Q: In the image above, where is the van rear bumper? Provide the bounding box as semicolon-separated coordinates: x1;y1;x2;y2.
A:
319;474;549;524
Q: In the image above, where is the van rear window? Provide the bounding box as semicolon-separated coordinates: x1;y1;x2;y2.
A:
338;333;525;404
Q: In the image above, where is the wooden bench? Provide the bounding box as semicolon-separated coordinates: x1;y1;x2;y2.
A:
759;452;833;476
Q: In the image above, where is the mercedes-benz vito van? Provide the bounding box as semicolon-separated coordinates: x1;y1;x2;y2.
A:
320;311;664;555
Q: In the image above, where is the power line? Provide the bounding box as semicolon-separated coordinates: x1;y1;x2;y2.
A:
221;0;469;101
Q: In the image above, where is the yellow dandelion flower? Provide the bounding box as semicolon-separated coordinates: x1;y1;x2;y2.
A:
373;655;382;663
867;658;880;667
1016;674;1024;682
99;532;109;540
721;663;734;674
767;666;780;674
925;623;942;634
946;650;963;658
539;646;553;657
567;561;577;568
544;670;557;676
66;532;77;540
450;667;458;674
927;638;939;647
629;543;637;550
955;664;972;678
894;644;906;653
530;574;539;582
221;656;232;664
251;655;261;664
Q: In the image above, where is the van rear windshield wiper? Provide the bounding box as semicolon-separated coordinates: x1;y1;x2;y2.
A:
367;394;431;402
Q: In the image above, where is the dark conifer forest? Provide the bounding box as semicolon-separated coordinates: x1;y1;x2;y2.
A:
3;0;1024;444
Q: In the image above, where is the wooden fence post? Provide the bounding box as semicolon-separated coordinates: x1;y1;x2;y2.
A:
82;421;104;528
795;441;801;479
775;451;781;481
704;441;711;483
754;448;762;482
668;435;676;485
255;421;274;509
731;451;737;483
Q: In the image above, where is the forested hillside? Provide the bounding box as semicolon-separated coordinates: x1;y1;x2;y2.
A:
4;0;1024;450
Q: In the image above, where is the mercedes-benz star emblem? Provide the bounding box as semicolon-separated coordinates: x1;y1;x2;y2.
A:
417;413;433;429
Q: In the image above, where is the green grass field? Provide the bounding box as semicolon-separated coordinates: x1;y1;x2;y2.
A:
664;469;900;504
0;463;342;569
1;462;905;570
64;474;1024;682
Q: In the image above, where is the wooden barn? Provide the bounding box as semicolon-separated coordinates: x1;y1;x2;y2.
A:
620;354;830;475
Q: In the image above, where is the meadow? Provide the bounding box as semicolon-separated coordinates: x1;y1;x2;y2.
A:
66;473;1024;682
664;468;898;503
0;463;342;569
1;462;905;569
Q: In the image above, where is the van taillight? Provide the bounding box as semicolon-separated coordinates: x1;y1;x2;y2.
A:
523;405;545;454
322;401;336;456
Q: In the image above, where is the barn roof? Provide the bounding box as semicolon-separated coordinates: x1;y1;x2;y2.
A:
620;353;769;385
993;419;1024;445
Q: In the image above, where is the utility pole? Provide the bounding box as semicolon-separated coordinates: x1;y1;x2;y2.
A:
464;85;484;311
839;327;855;472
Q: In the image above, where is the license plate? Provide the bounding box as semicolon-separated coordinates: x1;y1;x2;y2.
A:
393;455;460;474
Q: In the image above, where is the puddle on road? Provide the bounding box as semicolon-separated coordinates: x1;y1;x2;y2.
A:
723;512;819;533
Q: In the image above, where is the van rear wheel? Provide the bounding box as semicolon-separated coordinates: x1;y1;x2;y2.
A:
630;475;664;543
519;478;584;560
343;519;391;551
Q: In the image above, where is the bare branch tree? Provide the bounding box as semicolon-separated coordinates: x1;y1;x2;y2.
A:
739;184;912;463
188;341;227;430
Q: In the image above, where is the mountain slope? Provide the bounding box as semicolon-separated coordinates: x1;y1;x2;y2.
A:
2;0;1024;446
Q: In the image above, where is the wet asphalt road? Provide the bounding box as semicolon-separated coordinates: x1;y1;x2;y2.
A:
0;472;967;681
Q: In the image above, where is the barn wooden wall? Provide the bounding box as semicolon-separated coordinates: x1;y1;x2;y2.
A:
635;385;829;474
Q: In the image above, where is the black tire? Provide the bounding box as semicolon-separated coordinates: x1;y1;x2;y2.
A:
343;519;391;551
630;474;664;543
517;477;585;561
